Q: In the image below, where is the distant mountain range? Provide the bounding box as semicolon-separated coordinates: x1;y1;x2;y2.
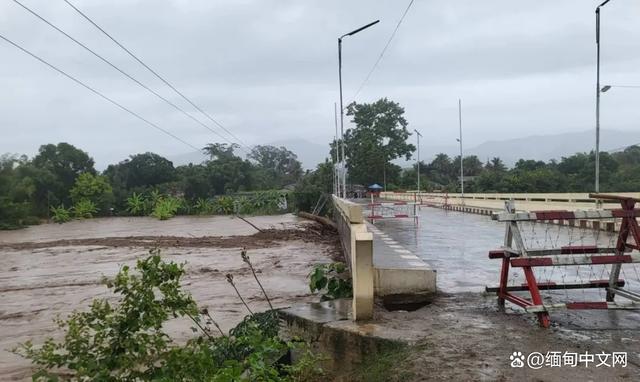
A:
402;129;640;167
169;130;640;170
459;129;640;166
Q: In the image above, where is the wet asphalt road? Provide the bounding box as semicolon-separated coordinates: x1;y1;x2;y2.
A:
370;205;640;330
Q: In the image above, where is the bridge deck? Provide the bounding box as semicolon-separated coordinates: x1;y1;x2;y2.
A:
366;222;436;296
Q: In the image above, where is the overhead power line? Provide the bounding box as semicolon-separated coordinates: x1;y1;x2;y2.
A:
13;0;239;151
350;0;415;103
62;0;251;152
0;32;200;151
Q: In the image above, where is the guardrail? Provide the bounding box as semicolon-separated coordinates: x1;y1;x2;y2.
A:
380;191;638;231
382;191;640;204
332;195;374;320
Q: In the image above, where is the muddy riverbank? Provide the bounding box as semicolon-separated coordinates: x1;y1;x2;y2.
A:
0;214;340;381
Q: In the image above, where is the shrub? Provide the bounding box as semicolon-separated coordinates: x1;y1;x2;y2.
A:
193;197;213;215
72;199;98;219
0;198;31;229
15;251;325;381
214;195;235;214
69;172;114;214
151;196;181;220
126;192;147;215
50;205;71;224
309;262;353;301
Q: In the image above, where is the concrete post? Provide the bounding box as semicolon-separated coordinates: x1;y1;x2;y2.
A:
353;231;374;320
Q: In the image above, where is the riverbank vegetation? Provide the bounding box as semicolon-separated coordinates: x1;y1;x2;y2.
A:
3;98;639;229
0;142;314;229
15;250;325;381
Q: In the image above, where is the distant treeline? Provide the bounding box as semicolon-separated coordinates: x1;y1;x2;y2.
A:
0;142;323;229
389;146;640;193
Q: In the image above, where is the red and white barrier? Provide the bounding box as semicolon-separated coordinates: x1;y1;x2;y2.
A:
487;193;640;328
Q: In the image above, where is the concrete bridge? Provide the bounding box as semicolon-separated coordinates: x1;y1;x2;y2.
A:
381;191;640;231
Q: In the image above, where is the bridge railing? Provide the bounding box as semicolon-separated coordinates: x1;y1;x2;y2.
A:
332;195;373;320
381;192;640;208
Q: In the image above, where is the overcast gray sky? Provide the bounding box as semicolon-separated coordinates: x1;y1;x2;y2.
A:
1;0;639;168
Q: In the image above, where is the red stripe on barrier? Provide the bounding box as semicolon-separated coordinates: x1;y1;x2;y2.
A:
511;257;553;267
611;209;640;218
561;245;598;254
531;210;575;220
394;214;409;218
591;255;633;264
566;302;608;309
503;293;532;308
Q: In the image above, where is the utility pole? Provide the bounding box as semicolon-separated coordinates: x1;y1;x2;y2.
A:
338;20;379;198
458;99;464;204
333;102;340;195
595;0;612;197
416;131;421;192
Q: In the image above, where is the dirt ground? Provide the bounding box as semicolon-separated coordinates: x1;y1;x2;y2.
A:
0;214;340;381
372;292;640;381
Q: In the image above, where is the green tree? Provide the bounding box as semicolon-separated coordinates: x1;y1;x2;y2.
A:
176;164;210;201
69;173;114;214
292;160;334;213
425;154;456;189
341;98;415;186
249;145;303;189
0;155;31;228
104;152;176;210
203;143;254;194
32;143;95;206
485;157;507;173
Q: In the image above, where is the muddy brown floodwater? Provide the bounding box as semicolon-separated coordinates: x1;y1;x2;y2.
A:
0;214;340;381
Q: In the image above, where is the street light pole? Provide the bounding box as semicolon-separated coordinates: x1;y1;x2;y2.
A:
596;0;612;195
333;102;340;195
457;99;464;204
338;20;380;198
416;131;421;192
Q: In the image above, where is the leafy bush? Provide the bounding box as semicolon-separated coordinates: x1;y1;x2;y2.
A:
50;205;71;224
193;197;214;215
126;192;147;216
214;195;235;214
72;199;98;219
151;196;181;220
69;172;114;214
16;251;325;381
309;262;353;301
0;197;31;230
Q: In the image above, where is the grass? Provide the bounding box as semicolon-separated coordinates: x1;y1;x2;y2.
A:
345;343;417;382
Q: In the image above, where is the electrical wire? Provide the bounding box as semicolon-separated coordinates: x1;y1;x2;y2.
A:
13;0;238;150
62;0;252;153
0;32;200;151
349;0;415;103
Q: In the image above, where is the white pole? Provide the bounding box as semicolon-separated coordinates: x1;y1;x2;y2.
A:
459;99;464;205
333;103;340;196
414;129;422;192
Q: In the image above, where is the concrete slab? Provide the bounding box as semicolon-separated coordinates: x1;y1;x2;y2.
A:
368;221;437;296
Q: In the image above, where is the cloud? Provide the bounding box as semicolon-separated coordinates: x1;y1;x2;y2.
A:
0;0;638;169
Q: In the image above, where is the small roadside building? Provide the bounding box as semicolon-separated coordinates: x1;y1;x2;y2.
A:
367;183;383;198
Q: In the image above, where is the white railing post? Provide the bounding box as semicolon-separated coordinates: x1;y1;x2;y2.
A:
332;195;374;320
